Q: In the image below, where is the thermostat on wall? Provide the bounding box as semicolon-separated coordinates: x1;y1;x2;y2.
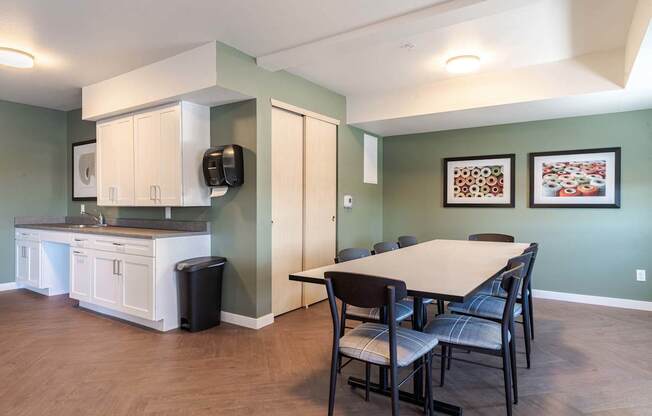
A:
343;195;353;209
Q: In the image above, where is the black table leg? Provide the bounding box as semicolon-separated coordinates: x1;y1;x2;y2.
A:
412;297;425;399
348;377;463;416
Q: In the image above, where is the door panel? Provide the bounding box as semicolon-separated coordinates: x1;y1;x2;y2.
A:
271;107;304;316
156;106;182;206
134;111;158;206
27;242;41;288
97;116;134;206
70;249;92;302
96;121;115;205
15;241;29;283
92;253;121;310
302;117;337;306
120;254;154;320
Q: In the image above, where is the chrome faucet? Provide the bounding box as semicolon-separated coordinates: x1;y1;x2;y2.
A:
82;209;106;226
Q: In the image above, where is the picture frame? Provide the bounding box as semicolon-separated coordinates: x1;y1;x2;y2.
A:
443;153;516;208
72;139;97;201
529;147;621;208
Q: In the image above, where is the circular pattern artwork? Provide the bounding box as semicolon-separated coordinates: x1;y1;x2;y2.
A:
540;160;606;197
452;165;504;198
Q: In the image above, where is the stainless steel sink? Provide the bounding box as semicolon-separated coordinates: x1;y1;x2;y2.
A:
64;224;108;229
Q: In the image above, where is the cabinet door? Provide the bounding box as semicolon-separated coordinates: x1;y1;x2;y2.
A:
15;240;29;283
70;249;92;302
134;105;182;207
302;117;337;306
119;254;155;320
97;116;134;206
27;242;41;288
133;110;159;206
271;107;304;316
91;252;121;310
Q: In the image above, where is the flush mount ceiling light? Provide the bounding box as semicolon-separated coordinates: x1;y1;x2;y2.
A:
0;47;35;69
446;55;480;74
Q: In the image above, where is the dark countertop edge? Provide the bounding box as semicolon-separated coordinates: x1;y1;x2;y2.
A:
15;224;210;240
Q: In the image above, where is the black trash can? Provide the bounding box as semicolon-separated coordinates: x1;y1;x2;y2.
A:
176;256;227;332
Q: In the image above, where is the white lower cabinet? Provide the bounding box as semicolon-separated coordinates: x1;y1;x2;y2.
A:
70;249;92;302
16;239;41;288
91;251;122;310
119;254;154;320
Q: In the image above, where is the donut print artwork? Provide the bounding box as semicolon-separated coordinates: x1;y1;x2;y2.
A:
444;154;515;207
529;148;621;208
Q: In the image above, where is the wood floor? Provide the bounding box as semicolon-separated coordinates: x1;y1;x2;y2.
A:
1;289;651;416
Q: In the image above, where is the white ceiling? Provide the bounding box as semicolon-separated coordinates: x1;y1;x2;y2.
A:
290;0;637;95
0;0;443;110
0;0;650;137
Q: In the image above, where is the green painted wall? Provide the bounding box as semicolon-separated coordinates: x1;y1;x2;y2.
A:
0;100;68;284
383;109;652;302
213;42;383;317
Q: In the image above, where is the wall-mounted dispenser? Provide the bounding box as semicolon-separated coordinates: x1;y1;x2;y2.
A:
203;145;244;197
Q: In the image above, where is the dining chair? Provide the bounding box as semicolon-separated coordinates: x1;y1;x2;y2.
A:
373;241;400;254
447;249;535;368
324;272;438;416
468;233;515;243
335;248;414;327
425;263;526;416
397;235;418;248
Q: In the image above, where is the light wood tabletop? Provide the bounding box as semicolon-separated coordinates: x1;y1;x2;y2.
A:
290;239;530;302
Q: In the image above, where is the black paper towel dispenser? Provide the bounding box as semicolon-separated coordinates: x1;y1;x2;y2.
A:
203;145;244;187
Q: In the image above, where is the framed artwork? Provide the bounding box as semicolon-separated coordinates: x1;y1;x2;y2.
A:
529;147;621;208
72;139;97;201
443;154;515;208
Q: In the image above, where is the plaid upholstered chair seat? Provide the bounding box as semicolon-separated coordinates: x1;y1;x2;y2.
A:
447;295;523;320
424;314;510;351
346;299;414;322
476;278;529;299
339;323;438;367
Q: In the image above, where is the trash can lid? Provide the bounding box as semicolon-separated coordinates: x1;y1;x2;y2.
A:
176;256;227;272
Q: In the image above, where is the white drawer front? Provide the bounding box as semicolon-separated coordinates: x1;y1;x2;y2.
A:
15;228;40;242
91;235;154;257
71;234;93;248
39;231;72;245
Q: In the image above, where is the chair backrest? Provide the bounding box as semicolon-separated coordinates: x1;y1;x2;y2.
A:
335;248;371;263
397;235;418;248
468;233;515;243
498;263;526;333
373;241;400;254
324;272;407;368
506;251;534;298
522;242;539;290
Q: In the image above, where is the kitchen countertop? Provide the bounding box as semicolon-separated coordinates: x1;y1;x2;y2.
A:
16;224;210;240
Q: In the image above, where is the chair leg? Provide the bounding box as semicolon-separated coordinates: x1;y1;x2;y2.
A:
425;352;434;415
423;303;429;325
439;344;447;387
328;350;338;416
365;363;371;402
528;290;535;340
447;347;452;370
437;300;445;315
509;331;519;404
522;306;532;369
390;363;399;416
502;347;513;416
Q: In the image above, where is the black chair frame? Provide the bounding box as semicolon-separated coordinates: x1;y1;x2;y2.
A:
325;272;435;415
438;263;525;416
468;233;515;243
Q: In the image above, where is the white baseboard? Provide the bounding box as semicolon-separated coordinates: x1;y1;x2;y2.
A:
532;289;652;312
221;311;274;329
0;282;18;292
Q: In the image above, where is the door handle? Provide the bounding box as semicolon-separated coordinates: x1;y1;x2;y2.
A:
332;215;336;222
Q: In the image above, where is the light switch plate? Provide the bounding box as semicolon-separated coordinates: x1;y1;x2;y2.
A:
80;204;85;214
343;195;353;209
636;269;646;282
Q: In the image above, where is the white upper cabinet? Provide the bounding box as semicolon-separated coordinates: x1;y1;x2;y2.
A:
96;102;210;207
97;115;135;205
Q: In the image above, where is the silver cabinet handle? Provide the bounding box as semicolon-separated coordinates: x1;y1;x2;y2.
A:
156;185;162;203
73;250;83;254
150;185;154;201
116;260;121;276
112;259;116;275
112;242;124;246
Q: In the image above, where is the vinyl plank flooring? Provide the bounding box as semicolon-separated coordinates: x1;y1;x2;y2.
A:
1;289;651;415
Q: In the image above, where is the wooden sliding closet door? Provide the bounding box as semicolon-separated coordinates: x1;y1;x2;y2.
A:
271;107;304;316
302;117;337;306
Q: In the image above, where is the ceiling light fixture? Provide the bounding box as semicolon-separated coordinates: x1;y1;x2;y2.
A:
0;47;35;69
446;55;480;74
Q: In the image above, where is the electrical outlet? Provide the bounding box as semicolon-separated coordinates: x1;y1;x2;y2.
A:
636;269;646;282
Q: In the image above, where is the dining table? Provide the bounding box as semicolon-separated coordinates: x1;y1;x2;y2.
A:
289;238;530;416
